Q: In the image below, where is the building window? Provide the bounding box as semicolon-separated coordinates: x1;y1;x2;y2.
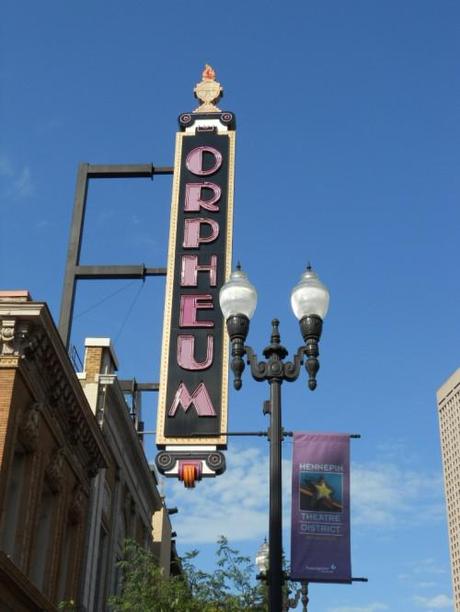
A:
0;446;27;563
94;526;109;611
29;482;56;591
57;519;77;603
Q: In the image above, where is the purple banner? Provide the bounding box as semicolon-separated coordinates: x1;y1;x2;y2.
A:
290;432;351;583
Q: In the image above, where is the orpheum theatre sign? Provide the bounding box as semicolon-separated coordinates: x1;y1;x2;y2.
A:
156;67;234;486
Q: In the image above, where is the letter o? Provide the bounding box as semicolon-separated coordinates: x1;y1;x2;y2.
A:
186;146;223;176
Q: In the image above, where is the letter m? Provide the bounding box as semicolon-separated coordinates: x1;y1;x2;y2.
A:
168;382;216;417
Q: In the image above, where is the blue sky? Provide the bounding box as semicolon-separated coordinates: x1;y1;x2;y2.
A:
1;1;459;610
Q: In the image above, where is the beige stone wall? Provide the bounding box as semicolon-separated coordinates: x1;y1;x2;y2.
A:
152;505;172;576
84;346;104;381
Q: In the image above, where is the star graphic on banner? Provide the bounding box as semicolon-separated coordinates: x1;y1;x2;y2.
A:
314;479;333;501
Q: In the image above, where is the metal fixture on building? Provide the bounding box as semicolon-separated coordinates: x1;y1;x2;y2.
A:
59;163;172;349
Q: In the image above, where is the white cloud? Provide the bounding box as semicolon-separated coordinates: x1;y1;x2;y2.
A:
13;166;34;198
36;220;50;230
328;603;388;612
35;117;64;133
414;593;453;608
0;154;13;176
0;154;34;200
164;447;446;544
351;463;444;528
165;446;291;544
402;558;447;578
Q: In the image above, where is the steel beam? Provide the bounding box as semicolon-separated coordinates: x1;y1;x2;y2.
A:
119;381;160;392
59;163;172;349
59;163;90;348
74;265;166;280
86;164;173;178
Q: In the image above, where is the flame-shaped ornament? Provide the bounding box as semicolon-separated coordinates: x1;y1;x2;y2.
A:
194;64;223;113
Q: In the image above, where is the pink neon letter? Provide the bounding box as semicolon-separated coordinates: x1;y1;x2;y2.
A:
179;294;214;328
185;183;221;212
177;334;214;370
186;146;223;176
183;218;219;248
168;382;216;416
181;255;217;287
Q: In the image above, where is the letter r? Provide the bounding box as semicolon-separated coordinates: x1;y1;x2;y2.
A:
185;183;221;212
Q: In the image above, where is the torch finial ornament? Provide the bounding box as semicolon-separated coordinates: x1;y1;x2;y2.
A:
194;64;223;113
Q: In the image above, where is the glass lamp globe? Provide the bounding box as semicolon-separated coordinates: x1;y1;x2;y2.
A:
291;265;330;321
255;539;269;574
219;265;258;320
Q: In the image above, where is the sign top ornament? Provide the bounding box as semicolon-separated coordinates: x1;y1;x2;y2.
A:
194;64;223;113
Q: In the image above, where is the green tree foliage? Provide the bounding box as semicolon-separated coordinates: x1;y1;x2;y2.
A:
109;536;268;612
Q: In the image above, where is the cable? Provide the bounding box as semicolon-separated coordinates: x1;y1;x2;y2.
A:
74;280;138;319
114;281;145;343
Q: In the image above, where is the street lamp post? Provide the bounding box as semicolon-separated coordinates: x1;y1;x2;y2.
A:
220;264;330;612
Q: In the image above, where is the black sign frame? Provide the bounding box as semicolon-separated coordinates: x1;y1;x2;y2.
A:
156;119;235;448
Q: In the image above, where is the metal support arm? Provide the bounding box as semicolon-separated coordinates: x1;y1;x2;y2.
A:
59;162;173;348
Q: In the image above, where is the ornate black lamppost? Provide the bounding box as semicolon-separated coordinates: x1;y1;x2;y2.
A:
220;264;330;612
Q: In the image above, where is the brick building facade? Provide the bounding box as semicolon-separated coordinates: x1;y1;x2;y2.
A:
0;294;177;610
0;292;110;610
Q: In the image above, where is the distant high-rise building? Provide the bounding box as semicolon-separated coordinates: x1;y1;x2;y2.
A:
437;367;460;610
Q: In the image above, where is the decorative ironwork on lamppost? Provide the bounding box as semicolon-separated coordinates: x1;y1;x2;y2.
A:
283;582;309;612
220;264;329;612
255;538;310;611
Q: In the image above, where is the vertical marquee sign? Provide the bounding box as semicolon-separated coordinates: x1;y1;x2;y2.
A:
156;66;235;487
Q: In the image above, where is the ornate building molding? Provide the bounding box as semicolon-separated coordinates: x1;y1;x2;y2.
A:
68;485;85;525
45;448;65;494
0;319;33;362
0;304;109;478
17;401;42;452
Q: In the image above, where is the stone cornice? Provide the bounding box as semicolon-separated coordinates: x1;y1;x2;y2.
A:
0;301;111;476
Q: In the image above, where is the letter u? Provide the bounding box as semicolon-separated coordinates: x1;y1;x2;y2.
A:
177;334;214;370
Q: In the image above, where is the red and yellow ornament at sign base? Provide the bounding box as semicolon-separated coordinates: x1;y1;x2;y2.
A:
179;460;202;488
